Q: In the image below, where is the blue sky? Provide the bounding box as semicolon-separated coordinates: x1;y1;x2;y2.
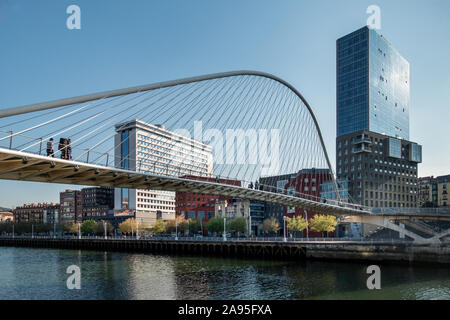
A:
0;0;449;208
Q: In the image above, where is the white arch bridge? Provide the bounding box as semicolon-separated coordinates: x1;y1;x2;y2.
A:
0;71;448;243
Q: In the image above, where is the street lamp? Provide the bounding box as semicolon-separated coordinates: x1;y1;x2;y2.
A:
223;217;227;241
103;221;107;240
136;219;139;240
53;216;56;239
283;216;287;242
175;216;178;241
305;210;309;240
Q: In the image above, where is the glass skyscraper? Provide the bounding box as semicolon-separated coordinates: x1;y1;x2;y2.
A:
337;26;410;140
336;26;422;219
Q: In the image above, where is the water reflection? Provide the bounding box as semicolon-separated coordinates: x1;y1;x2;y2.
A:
0;247;449;300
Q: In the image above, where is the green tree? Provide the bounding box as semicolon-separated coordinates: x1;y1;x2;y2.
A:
286;216;308;236
151;219;166;235
67;223;78;234
206;217;225;235
165;216;186;234
228;217;247;235
80;220;97;234
182;218;202;234
309;215;338;237
262;217;280;235
118;218;136;234
94;221;113;235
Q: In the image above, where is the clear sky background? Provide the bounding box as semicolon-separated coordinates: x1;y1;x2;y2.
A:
0;0;449;208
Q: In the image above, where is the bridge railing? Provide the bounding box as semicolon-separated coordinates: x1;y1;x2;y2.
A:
0;131;371;213
0;234;419;245
371;207;450;216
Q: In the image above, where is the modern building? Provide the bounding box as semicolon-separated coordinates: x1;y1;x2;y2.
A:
175;175;241;222
249;200;265;235
114;119;213;225
336;26;422;209
60;190;82;223
81;187;114;220
336;131;421;208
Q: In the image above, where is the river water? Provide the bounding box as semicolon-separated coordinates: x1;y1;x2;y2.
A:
0;247;449;300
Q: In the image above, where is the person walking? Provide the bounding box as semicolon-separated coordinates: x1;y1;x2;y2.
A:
67;138;72;160
46;138;54;157
58;138;65;159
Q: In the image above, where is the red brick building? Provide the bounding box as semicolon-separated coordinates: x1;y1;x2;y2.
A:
175;176;241;223
284;169;334;238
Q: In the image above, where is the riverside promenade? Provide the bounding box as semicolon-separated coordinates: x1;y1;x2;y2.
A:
1;236;449;264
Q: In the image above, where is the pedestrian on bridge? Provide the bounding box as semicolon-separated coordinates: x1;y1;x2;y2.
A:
46;138;54;157
67;138;72;160
58;138;67;159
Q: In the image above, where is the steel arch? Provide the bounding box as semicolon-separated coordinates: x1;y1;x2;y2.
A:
0;70;340;200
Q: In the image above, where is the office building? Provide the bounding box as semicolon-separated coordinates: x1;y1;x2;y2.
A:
114;119;213;225
81;187;114;219
60;190;82;223
336;26;422;208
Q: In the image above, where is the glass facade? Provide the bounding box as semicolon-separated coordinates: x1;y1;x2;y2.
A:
410;143;422;163
337;27;369;137
368;28;410;140
337;26;410;140
388;137;402;159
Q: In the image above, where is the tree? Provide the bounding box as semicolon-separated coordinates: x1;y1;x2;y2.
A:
286;216;308;236
309;215;338;237
206;217;225;235
65;223;78;234
182;218;202;234
262;217;280;235
80;220;97;234
94;221;113;235
228;217;247;235
165;216;187;234
151;219;166;235
118;218;135;234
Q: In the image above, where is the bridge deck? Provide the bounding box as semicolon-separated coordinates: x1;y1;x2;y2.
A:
0;148;369;216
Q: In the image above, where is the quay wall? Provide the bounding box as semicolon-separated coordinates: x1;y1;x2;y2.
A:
0;238;449;264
